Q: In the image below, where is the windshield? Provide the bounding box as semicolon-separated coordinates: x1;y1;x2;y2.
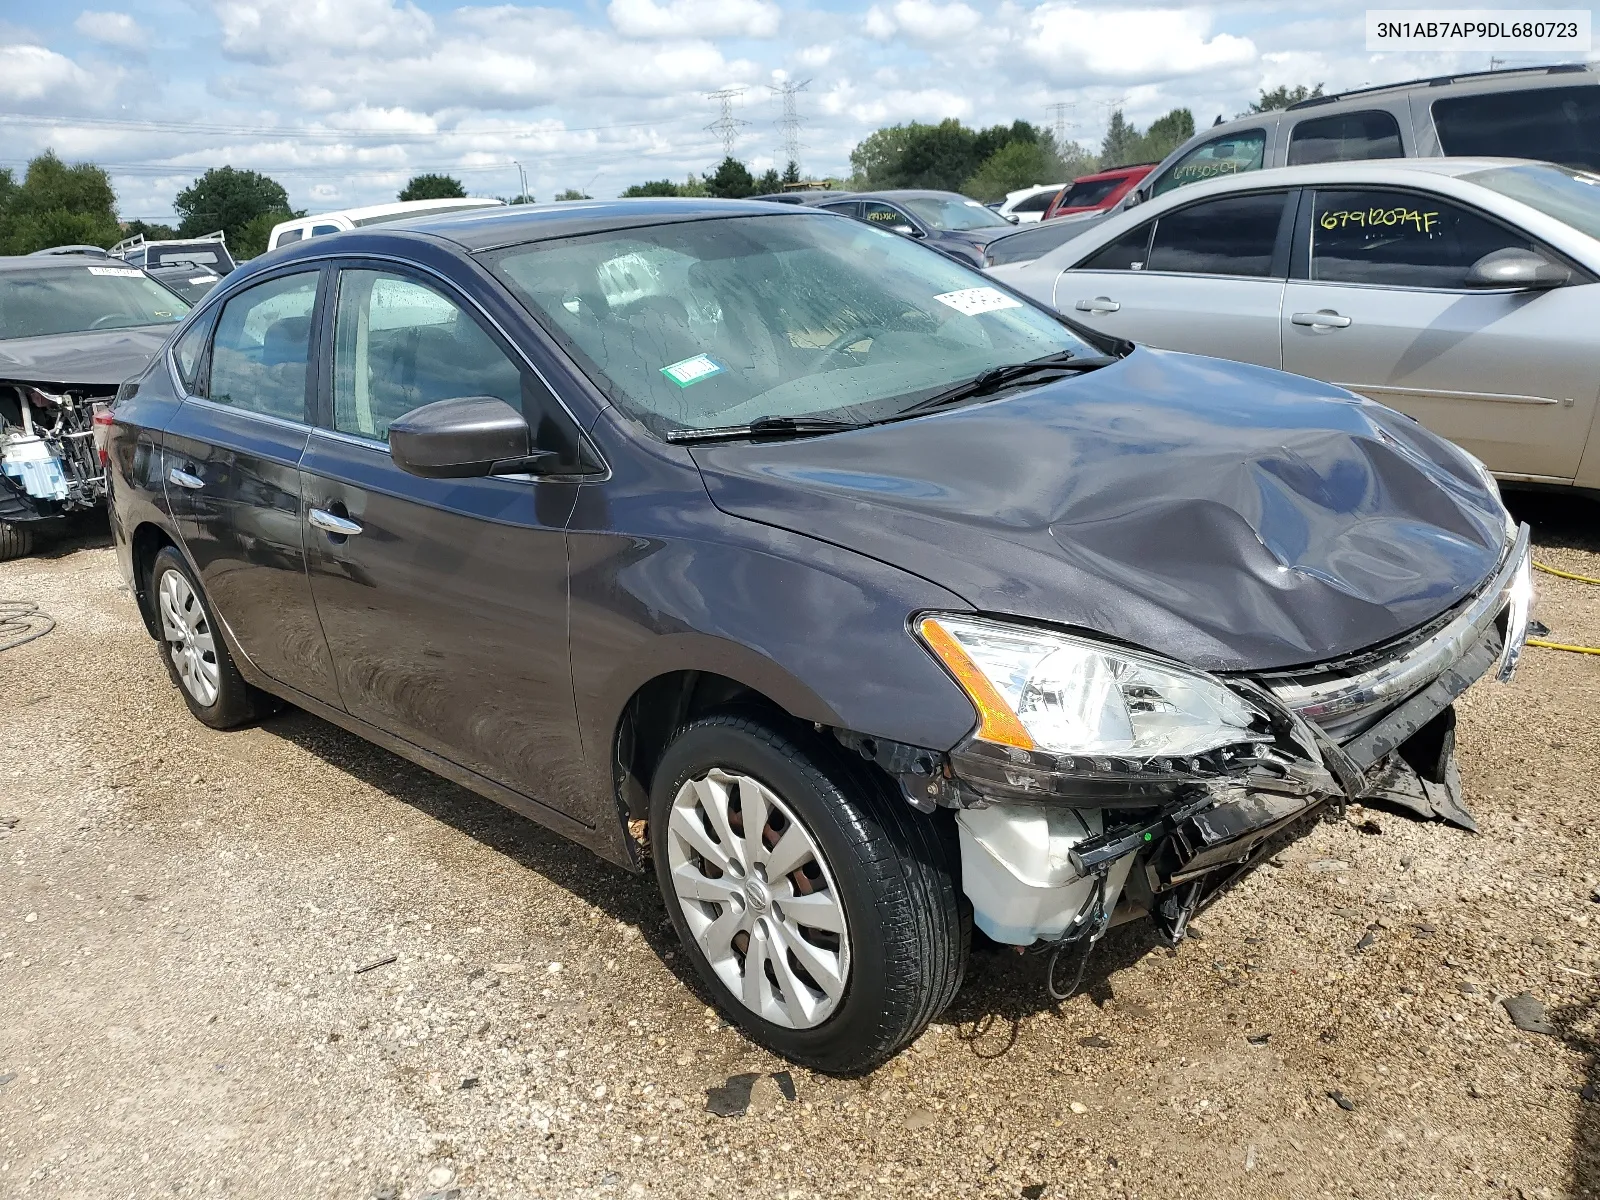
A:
1060;178;1122;208
150;246;230;270
899;195;1014;231
486;213;1100;437
1465;163;1600;242
0;266;188;340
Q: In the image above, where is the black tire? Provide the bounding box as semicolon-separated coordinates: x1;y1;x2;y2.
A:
149;546;269;729
650;714;967;1074
0;521;34;561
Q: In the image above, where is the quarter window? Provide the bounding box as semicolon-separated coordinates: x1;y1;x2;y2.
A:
1146;192;1288;277
274;229;304;247
1076;221;1154;271
1287;110;1404;166
331;270;523;442
1434;85;1600;172
206;271;319;421
1309;189;1537;288
1152;129;1267;197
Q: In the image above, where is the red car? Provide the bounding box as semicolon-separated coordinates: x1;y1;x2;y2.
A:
1043;164;1155;220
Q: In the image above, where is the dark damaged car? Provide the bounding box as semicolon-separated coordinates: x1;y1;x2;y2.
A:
105;200;1532;1073
1;255;188;558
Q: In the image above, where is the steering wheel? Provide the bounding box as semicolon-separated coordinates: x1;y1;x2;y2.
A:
89;314;126;329
817;324;891;370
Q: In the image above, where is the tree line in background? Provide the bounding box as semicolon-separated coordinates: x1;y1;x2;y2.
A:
0;83;1323;258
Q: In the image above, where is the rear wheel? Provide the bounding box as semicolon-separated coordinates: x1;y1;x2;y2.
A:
149;546;269;728
650;714;966;1074
0;521;34;561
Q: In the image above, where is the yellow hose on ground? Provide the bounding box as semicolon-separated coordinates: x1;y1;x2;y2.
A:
1530;561;1600;656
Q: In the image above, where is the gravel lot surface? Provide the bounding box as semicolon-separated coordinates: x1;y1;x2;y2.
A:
1;494;1597;1200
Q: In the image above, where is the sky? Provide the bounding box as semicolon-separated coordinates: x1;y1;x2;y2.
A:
0;0;1585;220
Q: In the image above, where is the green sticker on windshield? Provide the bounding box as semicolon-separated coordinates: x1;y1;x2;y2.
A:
661;354;723;388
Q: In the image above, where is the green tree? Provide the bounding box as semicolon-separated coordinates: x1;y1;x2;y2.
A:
848;124;916;188
755;168;781;194
173;167;296;246
1099;110;1142;168
963;140;1061;203
707;157;755;199
782;160;800;185
121;218;178;242
235;209;295;259
554;188;590;201
1248;84;1324;114
621;179;682;197
399;173;466;201
1139;108;1195;162
0;151;120;254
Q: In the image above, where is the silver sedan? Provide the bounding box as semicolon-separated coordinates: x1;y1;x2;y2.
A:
989;158;1600;491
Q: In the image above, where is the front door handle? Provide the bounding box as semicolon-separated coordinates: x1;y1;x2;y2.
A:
168;466;204;490
1291;310;1353;329
308;507;363;537
1075;297;1121;313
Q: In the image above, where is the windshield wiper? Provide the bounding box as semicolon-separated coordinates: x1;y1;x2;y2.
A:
890;351;1121;420
664;415;865;444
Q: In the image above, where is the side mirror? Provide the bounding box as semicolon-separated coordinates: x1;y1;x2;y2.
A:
890;223;917;236
1467;248;1570;289
1005;213;1020;224
389;395;554;478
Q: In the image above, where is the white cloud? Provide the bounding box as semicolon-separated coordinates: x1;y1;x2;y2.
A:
1023;6;1256;82
74;11;147;49
0;44;97;102
796;43;835;68
608;0;781;40
867;0;983;42
212;0;433;64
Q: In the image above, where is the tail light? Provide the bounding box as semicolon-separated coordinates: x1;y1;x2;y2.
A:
92;403;114;465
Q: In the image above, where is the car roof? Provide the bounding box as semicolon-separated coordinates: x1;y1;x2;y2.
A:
381;196;832;250
0;254;134;273
1140;156;1537;195
288;197;507;226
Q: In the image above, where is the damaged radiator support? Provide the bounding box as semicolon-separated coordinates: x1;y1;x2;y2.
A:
0;383;109;520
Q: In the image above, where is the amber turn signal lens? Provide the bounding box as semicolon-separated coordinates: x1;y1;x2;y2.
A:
917;617;1036;751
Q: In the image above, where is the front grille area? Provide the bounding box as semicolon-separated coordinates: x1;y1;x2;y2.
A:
1255;527;1530;745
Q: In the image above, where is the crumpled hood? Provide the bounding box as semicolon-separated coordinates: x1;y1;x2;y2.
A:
0;325;171;389
692;348;1509;673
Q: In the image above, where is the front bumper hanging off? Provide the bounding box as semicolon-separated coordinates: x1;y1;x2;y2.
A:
847;525;1535;951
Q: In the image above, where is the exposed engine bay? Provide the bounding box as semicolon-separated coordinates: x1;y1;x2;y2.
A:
0;381;110;523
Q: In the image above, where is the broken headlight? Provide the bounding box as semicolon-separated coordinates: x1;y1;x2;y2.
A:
917;615;1267;760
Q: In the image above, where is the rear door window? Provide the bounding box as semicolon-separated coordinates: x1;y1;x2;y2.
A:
1308;189;1537;288
1075;221;1154;271
1146;192;1288;277
1433;85;1600;171
1152;129;1267;197
1011;191;1056;214
206;271;319;421
861;201;913;230
1287;110;1404;165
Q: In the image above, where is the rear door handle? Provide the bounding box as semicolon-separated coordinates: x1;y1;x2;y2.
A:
308;508;363;537
1291;311;1352;329
1075;297;1120;313
168;466;204;490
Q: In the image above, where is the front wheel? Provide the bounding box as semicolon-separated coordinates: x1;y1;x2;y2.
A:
0;521;34;561
650;714;967;1074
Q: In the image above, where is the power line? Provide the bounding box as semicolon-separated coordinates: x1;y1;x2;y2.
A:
1044;101;1074;146
705;88;748;159
768;79;810;168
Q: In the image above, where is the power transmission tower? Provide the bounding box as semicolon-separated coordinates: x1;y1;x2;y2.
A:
768;78;811;170
705;88;749;159
1044;101;1074;146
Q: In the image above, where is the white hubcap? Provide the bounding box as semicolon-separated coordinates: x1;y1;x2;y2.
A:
666;768;851;1029
158;569;220;707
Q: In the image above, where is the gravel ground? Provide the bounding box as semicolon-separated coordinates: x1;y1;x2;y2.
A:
1;493;1597;1200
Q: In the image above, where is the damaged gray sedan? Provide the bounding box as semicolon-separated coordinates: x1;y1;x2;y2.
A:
108;202;1531;1073
1;255;187;558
